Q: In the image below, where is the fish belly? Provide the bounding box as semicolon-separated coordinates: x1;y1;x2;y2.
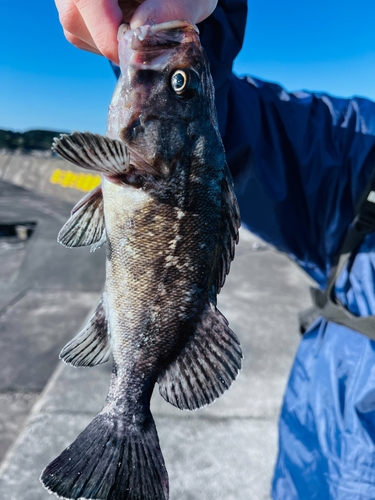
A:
102;177;209;383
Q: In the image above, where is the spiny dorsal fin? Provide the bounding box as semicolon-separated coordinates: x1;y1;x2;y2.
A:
58;186;105;248
157;304;242;410
52;132;130;175
59;296;110;367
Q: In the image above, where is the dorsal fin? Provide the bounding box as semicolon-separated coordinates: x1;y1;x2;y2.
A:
59;296;110;367
52;132;130;175
157;304;242;410
58;186;105;248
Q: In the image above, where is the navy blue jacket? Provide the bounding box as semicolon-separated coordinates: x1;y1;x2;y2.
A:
201;1;375;498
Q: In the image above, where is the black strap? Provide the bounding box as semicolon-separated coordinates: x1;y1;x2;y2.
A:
302;183;375;338
298;306;321;335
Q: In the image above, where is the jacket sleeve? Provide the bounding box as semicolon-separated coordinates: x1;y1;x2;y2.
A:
222;75;375;286
199;1;375;285
198;0;248;136
111;0;375;287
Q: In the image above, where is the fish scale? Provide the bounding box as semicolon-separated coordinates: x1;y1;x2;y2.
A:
41;20;241;500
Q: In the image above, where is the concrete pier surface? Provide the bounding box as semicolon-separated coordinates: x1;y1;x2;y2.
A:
0;169;313;499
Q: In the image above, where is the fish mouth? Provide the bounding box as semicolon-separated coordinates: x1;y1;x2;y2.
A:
117;20;199;42
134;20;199;38
147;20;198;34
118;20;200;62
109;20;203;180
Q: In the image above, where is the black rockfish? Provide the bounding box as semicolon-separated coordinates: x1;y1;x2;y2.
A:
41;20;241;500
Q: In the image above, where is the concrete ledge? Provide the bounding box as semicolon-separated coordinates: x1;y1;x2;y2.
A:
0;229;313;499
0;153;100;204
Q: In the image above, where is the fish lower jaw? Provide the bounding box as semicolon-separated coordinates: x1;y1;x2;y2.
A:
129;20;198;44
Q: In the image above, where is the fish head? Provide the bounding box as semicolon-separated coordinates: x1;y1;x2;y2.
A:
107;21;220;177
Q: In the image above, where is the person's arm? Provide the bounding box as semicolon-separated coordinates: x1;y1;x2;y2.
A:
225;75;375;285
54;0;218;63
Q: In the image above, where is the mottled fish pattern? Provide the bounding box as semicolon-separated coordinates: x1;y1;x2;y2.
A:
41;20;242;500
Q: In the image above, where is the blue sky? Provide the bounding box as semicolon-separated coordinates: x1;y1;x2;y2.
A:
1;0;374;134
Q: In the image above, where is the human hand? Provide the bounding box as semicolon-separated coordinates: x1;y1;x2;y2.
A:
55;0;218;64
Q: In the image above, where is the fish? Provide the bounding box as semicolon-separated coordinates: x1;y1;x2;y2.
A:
41;20;242;500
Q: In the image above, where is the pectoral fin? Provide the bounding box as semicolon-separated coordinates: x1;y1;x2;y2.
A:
60;296;110;367
58;186;105;248
52;132;130;176
52;131;159;181
157;304;242;410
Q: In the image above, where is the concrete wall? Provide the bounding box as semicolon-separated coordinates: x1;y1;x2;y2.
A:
0;153;101;205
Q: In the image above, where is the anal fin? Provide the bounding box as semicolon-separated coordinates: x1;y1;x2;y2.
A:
60;296;111;367
157;304;242;410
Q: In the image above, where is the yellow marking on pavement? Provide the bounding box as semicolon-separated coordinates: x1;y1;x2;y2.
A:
50;169;101;192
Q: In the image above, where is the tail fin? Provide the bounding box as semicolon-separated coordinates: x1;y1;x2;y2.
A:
40;412;168;500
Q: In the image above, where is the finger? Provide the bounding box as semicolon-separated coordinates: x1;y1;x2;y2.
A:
118;0;144;23
195;0;218;24
130;0;218;29
71;0;124;63
64;30;102;55
55;0;97;51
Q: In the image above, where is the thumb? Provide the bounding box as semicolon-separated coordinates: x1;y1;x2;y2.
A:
130;0;217;29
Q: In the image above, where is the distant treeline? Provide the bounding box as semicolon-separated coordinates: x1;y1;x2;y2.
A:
0;129;67;151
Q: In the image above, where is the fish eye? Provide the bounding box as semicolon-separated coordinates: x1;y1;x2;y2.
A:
170;69;200;98
171;70;187;93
